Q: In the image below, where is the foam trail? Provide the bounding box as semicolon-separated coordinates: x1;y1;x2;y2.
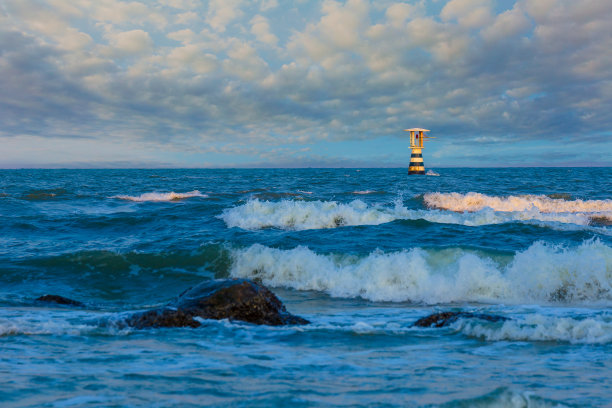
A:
443;388;571;407
454;314;612;344
220;199;603;231
352;190;381;195
229;240;612;304
424;192;612;213
113;190;207;202
0;311;101;337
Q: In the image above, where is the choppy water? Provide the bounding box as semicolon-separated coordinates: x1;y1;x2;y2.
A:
1;168;611;407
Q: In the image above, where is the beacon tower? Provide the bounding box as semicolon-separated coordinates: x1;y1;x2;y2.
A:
405;128;432;175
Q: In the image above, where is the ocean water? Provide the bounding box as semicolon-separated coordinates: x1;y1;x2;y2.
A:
0;168;611;407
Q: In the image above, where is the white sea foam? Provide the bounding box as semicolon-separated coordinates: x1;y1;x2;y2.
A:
229;240;612;304
426;170;440;176
0;311;100;337
113;190;207;202
454;314;612;344
221;199;397;230
352;190;380;195
446;388;570;407
220;198;605;231
424;192;612;213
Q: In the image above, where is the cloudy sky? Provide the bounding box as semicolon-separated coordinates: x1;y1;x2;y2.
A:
1;0;610;168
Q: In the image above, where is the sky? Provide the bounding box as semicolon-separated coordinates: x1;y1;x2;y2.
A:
0;0;611;168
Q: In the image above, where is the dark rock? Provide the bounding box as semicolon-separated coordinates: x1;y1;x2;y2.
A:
126;279;310;329
35;294;85;307
589;216;612;227
413;311;509;328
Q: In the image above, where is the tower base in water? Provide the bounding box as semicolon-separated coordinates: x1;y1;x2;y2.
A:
408;147;425;175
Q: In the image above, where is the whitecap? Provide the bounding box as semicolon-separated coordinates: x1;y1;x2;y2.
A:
424;192;612;213
352;190;379;195
112;190;207;202
454;313;612;344
229;240;612;304
219;198;607;231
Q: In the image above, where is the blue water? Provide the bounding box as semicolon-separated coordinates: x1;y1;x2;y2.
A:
1;168;611;407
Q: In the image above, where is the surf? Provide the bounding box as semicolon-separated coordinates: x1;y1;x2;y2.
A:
220;198;610;231
112;190;207;202
229;239;612;305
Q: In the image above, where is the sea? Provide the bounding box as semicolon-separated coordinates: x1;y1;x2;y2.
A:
0;168;611;407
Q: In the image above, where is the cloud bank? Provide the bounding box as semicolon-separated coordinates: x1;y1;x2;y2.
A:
0;0;611;167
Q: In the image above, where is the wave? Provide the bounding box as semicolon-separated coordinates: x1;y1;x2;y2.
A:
438;388;571;407
229;240;612;304
426;170;440;176
219;198;607;231
453;314;612;344
424;192;612;213
352;190;383;195
112;190;207;202
21;188;69;201
0;310;103;337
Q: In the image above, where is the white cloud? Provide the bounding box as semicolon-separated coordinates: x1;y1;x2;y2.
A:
167;44;219;74
385;2;423;27
481;5;530;43
259;0;279;12
206;0;244;32
441;0;493;28
223;41;269;80
167;28;197;44
106;29;153;56
250;15;278;45
175;11;199;25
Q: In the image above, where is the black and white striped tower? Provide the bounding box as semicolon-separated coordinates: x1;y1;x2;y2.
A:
405;128;431;175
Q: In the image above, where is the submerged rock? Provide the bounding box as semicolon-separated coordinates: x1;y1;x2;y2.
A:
35;294;85;307
126;279;310;328
589;215;612;227
413;311;509;328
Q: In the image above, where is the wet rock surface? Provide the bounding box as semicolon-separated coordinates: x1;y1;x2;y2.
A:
589;215;612;226
127;279;309;328
35;294;85;307
413;311;509;328
35;279;309;328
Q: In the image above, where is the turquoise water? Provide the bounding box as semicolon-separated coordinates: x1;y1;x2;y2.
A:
1;168;611;407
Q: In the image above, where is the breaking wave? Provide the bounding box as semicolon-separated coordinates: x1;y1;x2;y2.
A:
229;240;612;304
424;192;612;213
0;310;104;337
113;190;207;202
438;388;570;407
220;198;608;230
454;314;612;344
352;190;383;195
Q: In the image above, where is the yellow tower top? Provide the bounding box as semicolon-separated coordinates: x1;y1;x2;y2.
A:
404;128;432;149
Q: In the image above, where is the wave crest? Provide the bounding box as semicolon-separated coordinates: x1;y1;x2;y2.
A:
229;240;612;304
455;314;612;344
113;190;207;202
220;198;605;231
424;192;612;213
221;199;397;230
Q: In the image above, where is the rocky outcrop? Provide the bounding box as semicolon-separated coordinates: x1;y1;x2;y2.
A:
126;279;309;328
35;294;85;307
413;311;509;328
34;279;308;328
589;215;612;226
